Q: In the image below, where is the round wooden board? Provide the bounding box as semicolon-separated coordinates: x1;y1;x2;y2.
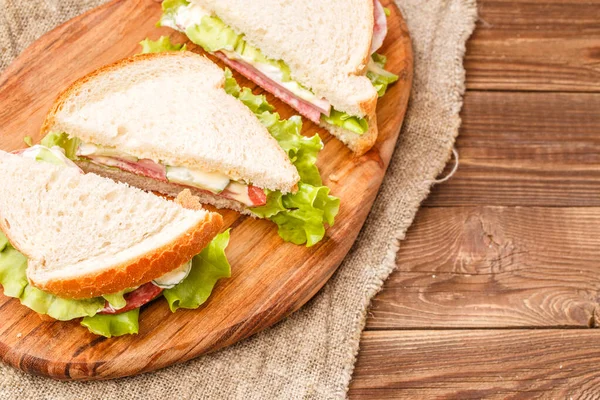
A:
0;0;412;380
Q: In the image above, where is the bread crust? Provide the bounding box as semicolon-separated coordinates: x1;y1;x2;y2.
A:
320;110;378;156
344;0;377;119
357;90;378;120
26;202;224;300
356;0;378;118
361;0;376;76
175;189;205;211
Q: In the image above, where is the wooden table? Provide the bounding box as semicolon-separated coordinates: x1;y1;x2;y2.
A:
349;0;600;397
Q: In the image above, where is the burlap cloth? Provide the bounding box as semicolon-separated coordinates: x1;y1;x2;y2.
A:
0;0;477;398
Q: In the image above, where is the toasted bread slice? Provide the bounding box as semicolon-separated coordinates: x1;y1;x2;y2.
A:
0;151;223;299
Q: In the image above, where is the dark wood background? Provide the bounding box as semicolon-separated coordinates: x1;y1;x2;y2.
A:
349;0;600;397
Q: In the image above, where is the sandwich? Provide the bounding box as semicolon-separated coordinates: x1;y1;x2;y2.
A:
159;0;399;155
40;50;339;247
0;146;230;337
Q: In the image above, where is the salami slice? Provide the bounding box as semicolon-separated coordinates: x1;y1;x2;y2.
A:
83;154;266;207
84;156;168;182
214;52;326;124
99;282;164;315
371;0;388;54
135;159;169;182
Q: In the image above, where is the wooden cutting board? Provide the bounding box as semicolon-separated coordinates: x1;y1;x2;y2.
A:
0;0;412;380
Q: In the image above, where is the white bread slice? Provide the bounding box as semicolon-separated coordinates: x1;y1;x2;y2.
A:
80;160;252;215
41;52;299;193
191;0;378;119
0;151;223;299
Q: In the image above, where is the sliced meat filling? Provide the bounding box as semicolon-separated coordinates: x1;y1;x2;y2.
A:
214;51;326;124
371;0;388;54
99;283;163;315
77;143;267;207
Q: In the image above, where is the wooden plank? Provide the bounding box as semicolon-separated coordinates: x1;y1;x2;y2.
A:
467;0;600;91
367;206;600;329
0;0;413;381
425;91;600;207
349;330;600;399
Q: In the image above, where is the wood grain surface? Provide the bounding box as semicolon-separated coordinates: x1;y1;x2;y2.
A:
466;0;600;91
350;0;600;397
0;0;412;380
425;92;600;207
351;330;600;398
368;206;600;329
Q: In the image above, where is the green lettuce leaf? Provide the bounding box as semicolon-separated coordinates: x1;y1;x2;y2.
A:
0;237;28;298
0;233;103;321
102;286;144;310
20;286;103;321
367;53;399;97
238;89;275;115
40;132;81;159
222;71;339;245
371;53;388;69
81;309;140;338
321;110;369;135
158;0;190;28
102;292;127;310
101;287;139;310
139;36;187;54
223;68;241;97
29;146;67;166
252;183;339;246
256;112;323;186
163;230;231;312
185;15;240;53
